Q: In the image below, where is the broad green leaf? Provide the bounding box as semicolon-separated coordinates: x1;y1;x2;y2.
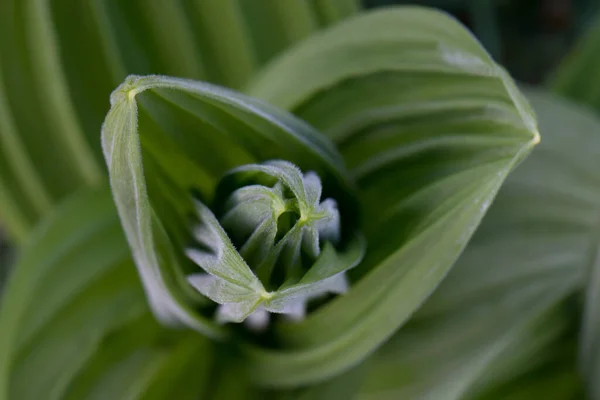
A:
0;0;360;242
244;6;538;386
101;75;358;336
351;88;600;399
0;187;213;400
356;287;574;400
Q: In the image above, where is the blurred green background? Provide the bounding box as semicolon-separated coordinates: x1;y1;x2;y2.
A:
366;0;598;84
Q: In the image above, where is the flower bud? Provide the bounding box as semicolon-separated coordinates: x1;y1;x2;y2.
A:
185;160;360;327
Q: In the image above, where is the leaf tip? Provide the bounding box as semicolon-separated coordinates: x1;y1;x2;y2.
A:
109;75;144;106
532;130;541;145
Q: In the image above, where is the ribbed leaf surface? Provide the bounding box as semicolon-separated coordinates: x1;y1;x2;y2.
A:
245;7;539;386
354;89;600;399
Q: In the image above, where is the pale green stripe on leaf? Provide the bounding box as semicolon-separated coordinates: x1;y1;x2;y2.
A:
182;0;257;89
239;0;317;65
0;0;93;216
0;67;52;216
49;0;128;160
0;175;30;243
22;0;102;185
269;0;319;43
88;0;128;81
133;0;206;79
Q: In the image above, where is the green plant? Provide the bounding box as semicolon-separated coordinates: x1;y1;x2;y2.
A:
0;0;360;243
2;2;598;399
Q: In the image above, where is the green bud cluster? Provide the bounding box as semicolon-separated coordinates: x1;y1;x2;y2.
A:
185;161;357;327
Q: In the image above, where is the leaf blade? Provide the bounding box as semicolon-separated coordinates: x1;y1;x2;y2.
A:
355;88;600;399
244;6;539;386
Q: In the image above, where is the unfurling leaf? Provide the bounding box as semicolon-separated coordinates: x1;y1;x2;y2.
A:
185;160;363;327
102;75;362;338
99;6;540;389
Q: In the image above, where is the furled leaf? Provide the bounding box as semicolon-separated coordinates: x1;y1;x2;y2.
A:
244;6;539;386
0;187;214;400
101;74;358;335
350;88;600;399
